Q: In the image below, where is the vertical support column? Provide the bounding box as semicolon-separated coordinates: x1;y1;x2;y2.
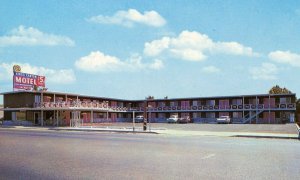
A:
76;96;79;107
56;110;59;127
91;110;93;127
53;110;55;126
256;96;258;124
41;110;44;126
143;100;147;131
41;92;44;126
242;96;245;123
106;111;109;122
268;95;271;124
70;111;73;127
132;110;135;132
54;94;56;104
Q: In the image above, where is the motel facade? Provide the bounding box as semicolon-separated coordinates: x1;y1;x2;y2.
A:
0;91;296;126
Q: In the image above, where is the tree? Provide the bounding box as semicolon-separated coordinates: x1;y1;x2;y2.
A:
269;85;292;94
146;96;154;100
296;99;300;123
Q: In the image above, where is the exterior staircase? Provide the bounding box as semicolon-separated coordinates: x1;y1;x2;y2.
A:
243;109;264;124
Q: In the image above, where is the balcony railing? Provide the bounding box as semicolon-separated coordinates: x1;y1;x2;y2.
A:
34;101;129;112
147;103;296;112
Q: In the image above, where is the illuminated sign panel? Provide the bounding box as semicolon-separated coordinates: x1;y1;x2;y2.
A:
13;65;46;91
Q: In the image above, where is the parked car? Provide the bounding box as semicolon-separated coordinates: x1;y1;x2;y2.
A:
177;116;191;123
134;115;144;123
167;115;180;123
216;116;231;124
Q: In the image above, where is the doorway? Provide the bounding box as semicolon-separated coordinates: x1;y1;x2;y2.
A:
34;112;41;125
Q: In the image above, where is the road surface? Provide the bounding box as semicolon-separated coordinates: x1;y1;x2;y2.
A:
0;129;299;180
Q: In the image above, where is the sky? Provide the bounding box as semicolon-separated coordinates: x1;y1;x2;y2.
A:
1;0;300;102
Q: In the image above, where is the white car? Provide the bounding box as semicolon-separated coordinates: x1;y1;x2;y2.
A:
217;116;231;124
167;115;180;123
135;115;144;123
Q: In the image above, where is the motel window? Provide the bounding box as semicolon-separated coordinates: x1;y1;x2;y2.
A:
192;100;200;106
248;98;259;105
181;101;190;107
181;113;189;117
13;111;26;121
158;113;166;118
232;99;242;105
117;102;124;107
118;113;123;118
170;101;178;107
158;102;166;107
280;97;291;104
34;95;41;103
206;100;215;106
219;100;229;107
206;112;215;118
233;112;242;118
148;102;156;107
192;112;201;118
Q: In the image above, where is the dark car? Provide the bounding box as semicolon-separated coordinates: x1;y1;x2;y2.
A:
177;116;191;123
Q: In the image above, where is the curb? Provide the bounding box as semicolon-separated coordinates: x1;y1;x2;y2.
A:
232;135;298;140
51;128;159;134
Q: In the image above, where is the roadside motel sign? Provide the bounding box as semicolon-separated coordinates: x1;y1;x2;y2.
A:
13;65;46;91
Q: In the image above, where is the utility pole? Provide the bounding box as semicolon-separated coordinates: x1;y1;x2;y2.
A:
143;99;147;131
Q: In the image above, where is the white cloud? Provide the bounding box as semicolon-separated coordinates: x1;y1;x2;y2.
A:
144;30;258;61
201;66;220;73
75;51;163;72
0;62;76;84
0;25;75;47
87;9;166;27
149;59;164;70
144;37;170;56
268;50;300;67
249;63;278;80
214;42;257;56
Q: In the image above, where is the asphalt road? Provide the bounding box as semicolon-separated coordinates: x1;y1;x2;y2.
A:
0;129;299;180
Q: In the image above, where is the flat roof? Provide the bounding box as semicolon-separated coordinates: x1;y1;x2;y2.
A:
0;90;296;102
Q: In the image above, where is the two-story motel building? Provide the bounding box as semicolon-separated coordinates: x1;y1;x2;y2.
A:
0;91;296;126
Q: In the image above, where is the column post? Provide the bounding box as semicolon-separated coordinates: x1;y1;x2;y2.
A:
242;96;245;123
269;95;271;124
91;110;93;127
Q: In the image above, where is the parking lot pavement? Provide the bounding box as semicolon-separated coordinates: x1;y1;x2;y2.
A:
84;123;299;134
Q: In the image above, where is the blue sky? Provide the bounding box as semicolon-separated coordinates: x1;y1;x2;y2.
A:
1;0;300;102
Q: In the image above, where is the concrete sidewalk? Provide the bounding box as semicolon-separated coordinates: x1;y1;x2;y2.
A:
53;126;159;134
1;124;299;140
